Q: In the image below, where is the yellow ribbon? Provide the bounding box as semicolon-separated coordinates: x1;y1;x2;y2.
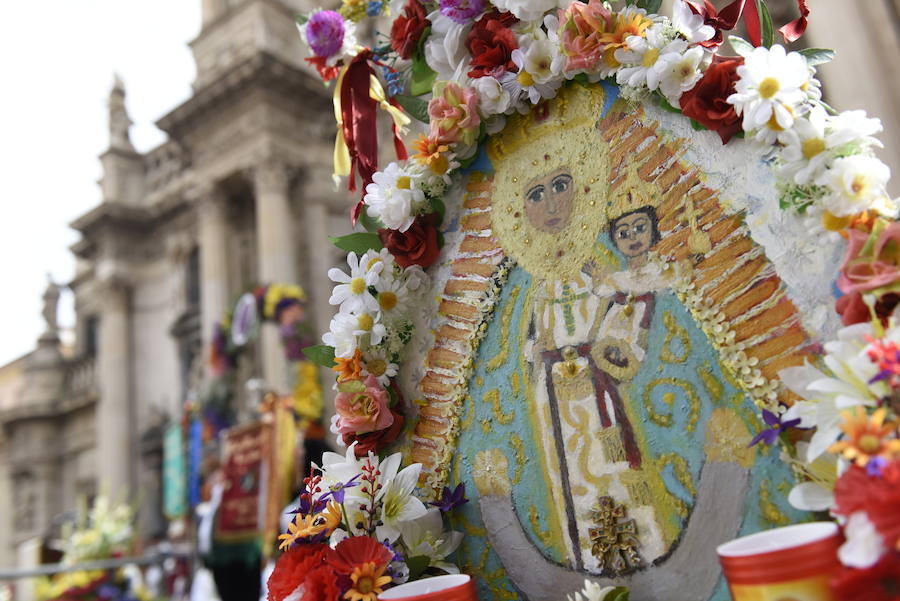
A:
369;73;411;134
333;64;351;185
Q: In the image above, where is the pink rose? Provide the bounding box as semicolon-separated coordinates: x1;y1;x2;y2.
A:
837;222;900;296
334;376;394;435
558;0;613;73
428;82;481;146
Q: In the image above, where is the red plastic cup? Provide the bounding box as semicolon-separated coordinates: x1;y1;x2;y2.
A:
717;522;842;601
378;575;478;601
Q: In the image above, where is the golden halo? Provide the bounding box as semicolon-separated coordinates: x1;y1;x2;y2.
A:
487;85;611;282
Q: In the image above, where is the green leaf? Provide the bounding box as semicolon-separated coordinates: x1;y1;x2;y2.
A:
337;379;367;393
606;587;630;601
329;233;383;254
410;47;437;97
690;118;706;131
358;210;384;233
635;0;662;13
727;35;754;58
387;384;399;407
295;14;309;25
406;556;431;580
798;48;835;66
302;345;336;368
656;95;682;114
430;195;446;221
757;0;775;48
395;94;430;124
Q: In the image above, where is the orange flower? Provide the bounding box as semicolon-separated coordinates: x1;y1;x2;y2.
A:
413;134;450;175
829;407;900;467
344;561;392;601
277;501;343;550
334;349;363;382
598;9;654;51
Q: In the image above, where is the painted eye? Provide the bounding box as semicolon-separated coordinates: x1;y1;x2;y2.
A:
617;228;629;239
551;175;572;194
635;223;646;234
526;185;546;203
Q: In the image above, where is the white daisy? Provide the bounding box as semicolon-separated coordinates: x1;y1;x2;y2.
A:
826;110;884;150
727;44;809;132
658;45;706;105
821;155;892;217
323;311;361;358
374;274;410;320
472;75;511;117
328;251;381;313
361;347;399;386
670;0;714;44
364;162;426;232
351;310;387;347
360;248;397;280
503;47;563;109
779;106;830;185
615;25;688;93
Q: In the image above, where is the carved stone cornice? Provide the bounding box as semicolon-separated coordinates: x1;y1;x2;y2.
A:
156;52;330;140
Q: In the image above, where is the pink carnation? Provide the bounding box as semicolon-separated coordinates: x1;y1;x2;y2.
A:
558;0;613;74
428;82;481;147
334;376;394;435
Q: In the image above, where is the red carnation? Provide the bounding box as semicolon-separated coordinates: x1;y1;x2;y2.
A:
831;551;900;601
834;462;900;551
328;536;394;574
465;9;518;78
390;0;430;60
679;56;744;144
267;544;331;601
378;212;441;268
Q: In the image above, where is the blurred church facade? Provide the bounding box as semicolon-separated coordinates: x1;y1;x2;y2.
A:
0;0;897;575
0;0;353;573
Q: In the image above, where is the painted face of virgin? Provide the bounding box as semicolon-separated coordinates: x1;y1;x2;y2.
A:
613;212;654;257
523;169;575;234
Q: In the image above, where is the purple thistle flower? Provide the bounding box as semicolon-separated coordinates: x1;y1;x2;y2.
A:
306;10;346;59
324;473;361;504
429;483;469;512
439;0;485;24
749;409;801;447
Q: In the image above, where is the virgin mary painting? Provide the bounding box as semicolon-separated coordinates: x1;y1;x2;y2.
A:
431;84;814;600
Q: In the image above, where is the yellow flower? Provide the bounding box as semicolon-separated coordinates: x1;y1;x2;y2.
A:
829;407;900;467
344;561;393;601
277;501;343;550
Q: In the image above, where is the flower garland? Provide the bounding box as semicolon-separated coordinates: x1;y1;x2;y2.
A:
203;283;323;436
294;0;900;596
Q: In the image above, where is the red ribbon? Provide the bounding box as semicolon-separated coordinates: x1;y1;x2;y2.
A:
778;0;809;43
687;0;808;48
340;51;411;224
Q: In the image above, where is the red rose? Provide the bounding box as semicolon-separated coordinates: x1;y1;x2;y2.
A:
836;291;900;327
834;462;900;551
378;212;441;268
465;9;518;79
390;0;430;60
679;56;744;144
343;408;405;456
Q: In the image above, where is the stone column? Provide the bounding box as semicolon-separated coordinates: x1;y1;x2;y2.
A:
253;158;298;393
198;185;231;360
95;279;133;498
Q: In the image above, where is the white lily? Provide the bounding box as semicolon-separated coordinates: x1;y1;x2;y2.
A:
377;462;428;542
398;508;463;573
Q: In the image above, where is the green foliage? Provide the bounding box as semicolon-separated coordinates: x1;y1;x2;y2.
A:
606;587;630;601
358;210;385;233
406;556;431;580
329;232;383;254
303;345;336;368
295;14;309;25
634;0;662;14
757;0;775;48
798;48;835;66
410;32;438;97
656;95;682;114
395;94;431;124
728;35;755;58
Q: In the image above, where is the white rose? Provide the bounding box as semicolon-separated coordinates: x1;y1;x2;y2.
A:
424;12;471;83
473;76;511;116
